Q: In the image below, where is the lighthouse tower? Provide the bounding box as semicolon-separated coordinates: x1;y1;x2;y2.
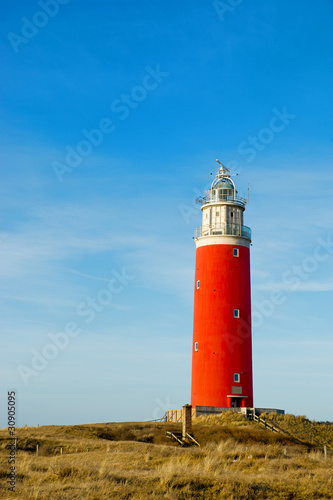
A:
191;161;253;409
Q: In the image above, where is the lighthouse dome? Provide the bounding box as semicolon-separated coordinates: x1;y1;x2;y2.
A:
212;178;235;191
211;177;236;198
206;175;239;204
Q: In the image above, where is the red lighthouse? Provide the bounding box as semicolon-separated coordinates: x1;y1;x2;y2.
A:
191;161;253;409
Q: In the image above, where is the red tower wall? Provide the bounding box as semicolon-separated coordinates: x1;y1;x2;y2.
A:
191;243;253;408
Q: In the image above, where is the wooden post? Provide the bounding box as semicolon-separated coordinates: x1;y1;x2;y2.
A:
36;445;39;457
182;404;192;440
60;448;63;456
14;438;17;450
324;446;327;461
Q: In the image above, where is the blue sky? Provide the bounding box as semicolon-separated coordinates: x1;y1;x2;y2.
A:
1;0;332;426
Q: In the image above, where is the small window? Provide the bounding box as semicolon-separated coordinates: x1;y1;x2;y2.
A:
230;212;233;217
194;342;198;351
196;280;200;290
234;373;240;383
233;309;240;318
233;248;239;257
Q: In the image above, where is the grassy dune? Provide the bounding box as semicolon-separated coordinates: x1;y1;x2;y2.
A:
1;413;332;499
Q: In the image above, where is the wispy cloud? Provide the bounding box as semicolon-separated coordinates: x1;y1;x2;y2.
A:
256;340;333;346
254;280;333;292
65;269;110;282
0;203;153;277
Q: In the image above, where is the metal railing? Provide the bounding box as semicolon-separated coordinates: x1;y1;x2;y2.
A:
195;223;251;240
199;192;247;208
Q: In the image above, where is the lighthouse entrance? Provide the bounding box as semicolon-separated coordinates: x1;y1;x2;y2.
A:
230;398;242;408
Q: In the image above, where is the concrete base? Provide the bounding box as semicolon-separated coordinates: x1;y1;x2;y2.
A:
195;406;285;418
167;406;284;422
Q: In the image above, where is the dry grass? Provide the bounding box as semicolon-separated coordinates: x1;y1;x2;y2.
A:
260;413;333;448
1;413;332;499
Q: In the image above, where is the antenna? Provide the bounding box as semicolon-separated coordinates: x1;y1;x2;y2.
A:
216;159;230;174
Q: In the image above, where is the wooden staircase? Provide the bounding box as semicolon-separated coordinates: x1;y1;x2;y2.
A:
165;431;200;447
